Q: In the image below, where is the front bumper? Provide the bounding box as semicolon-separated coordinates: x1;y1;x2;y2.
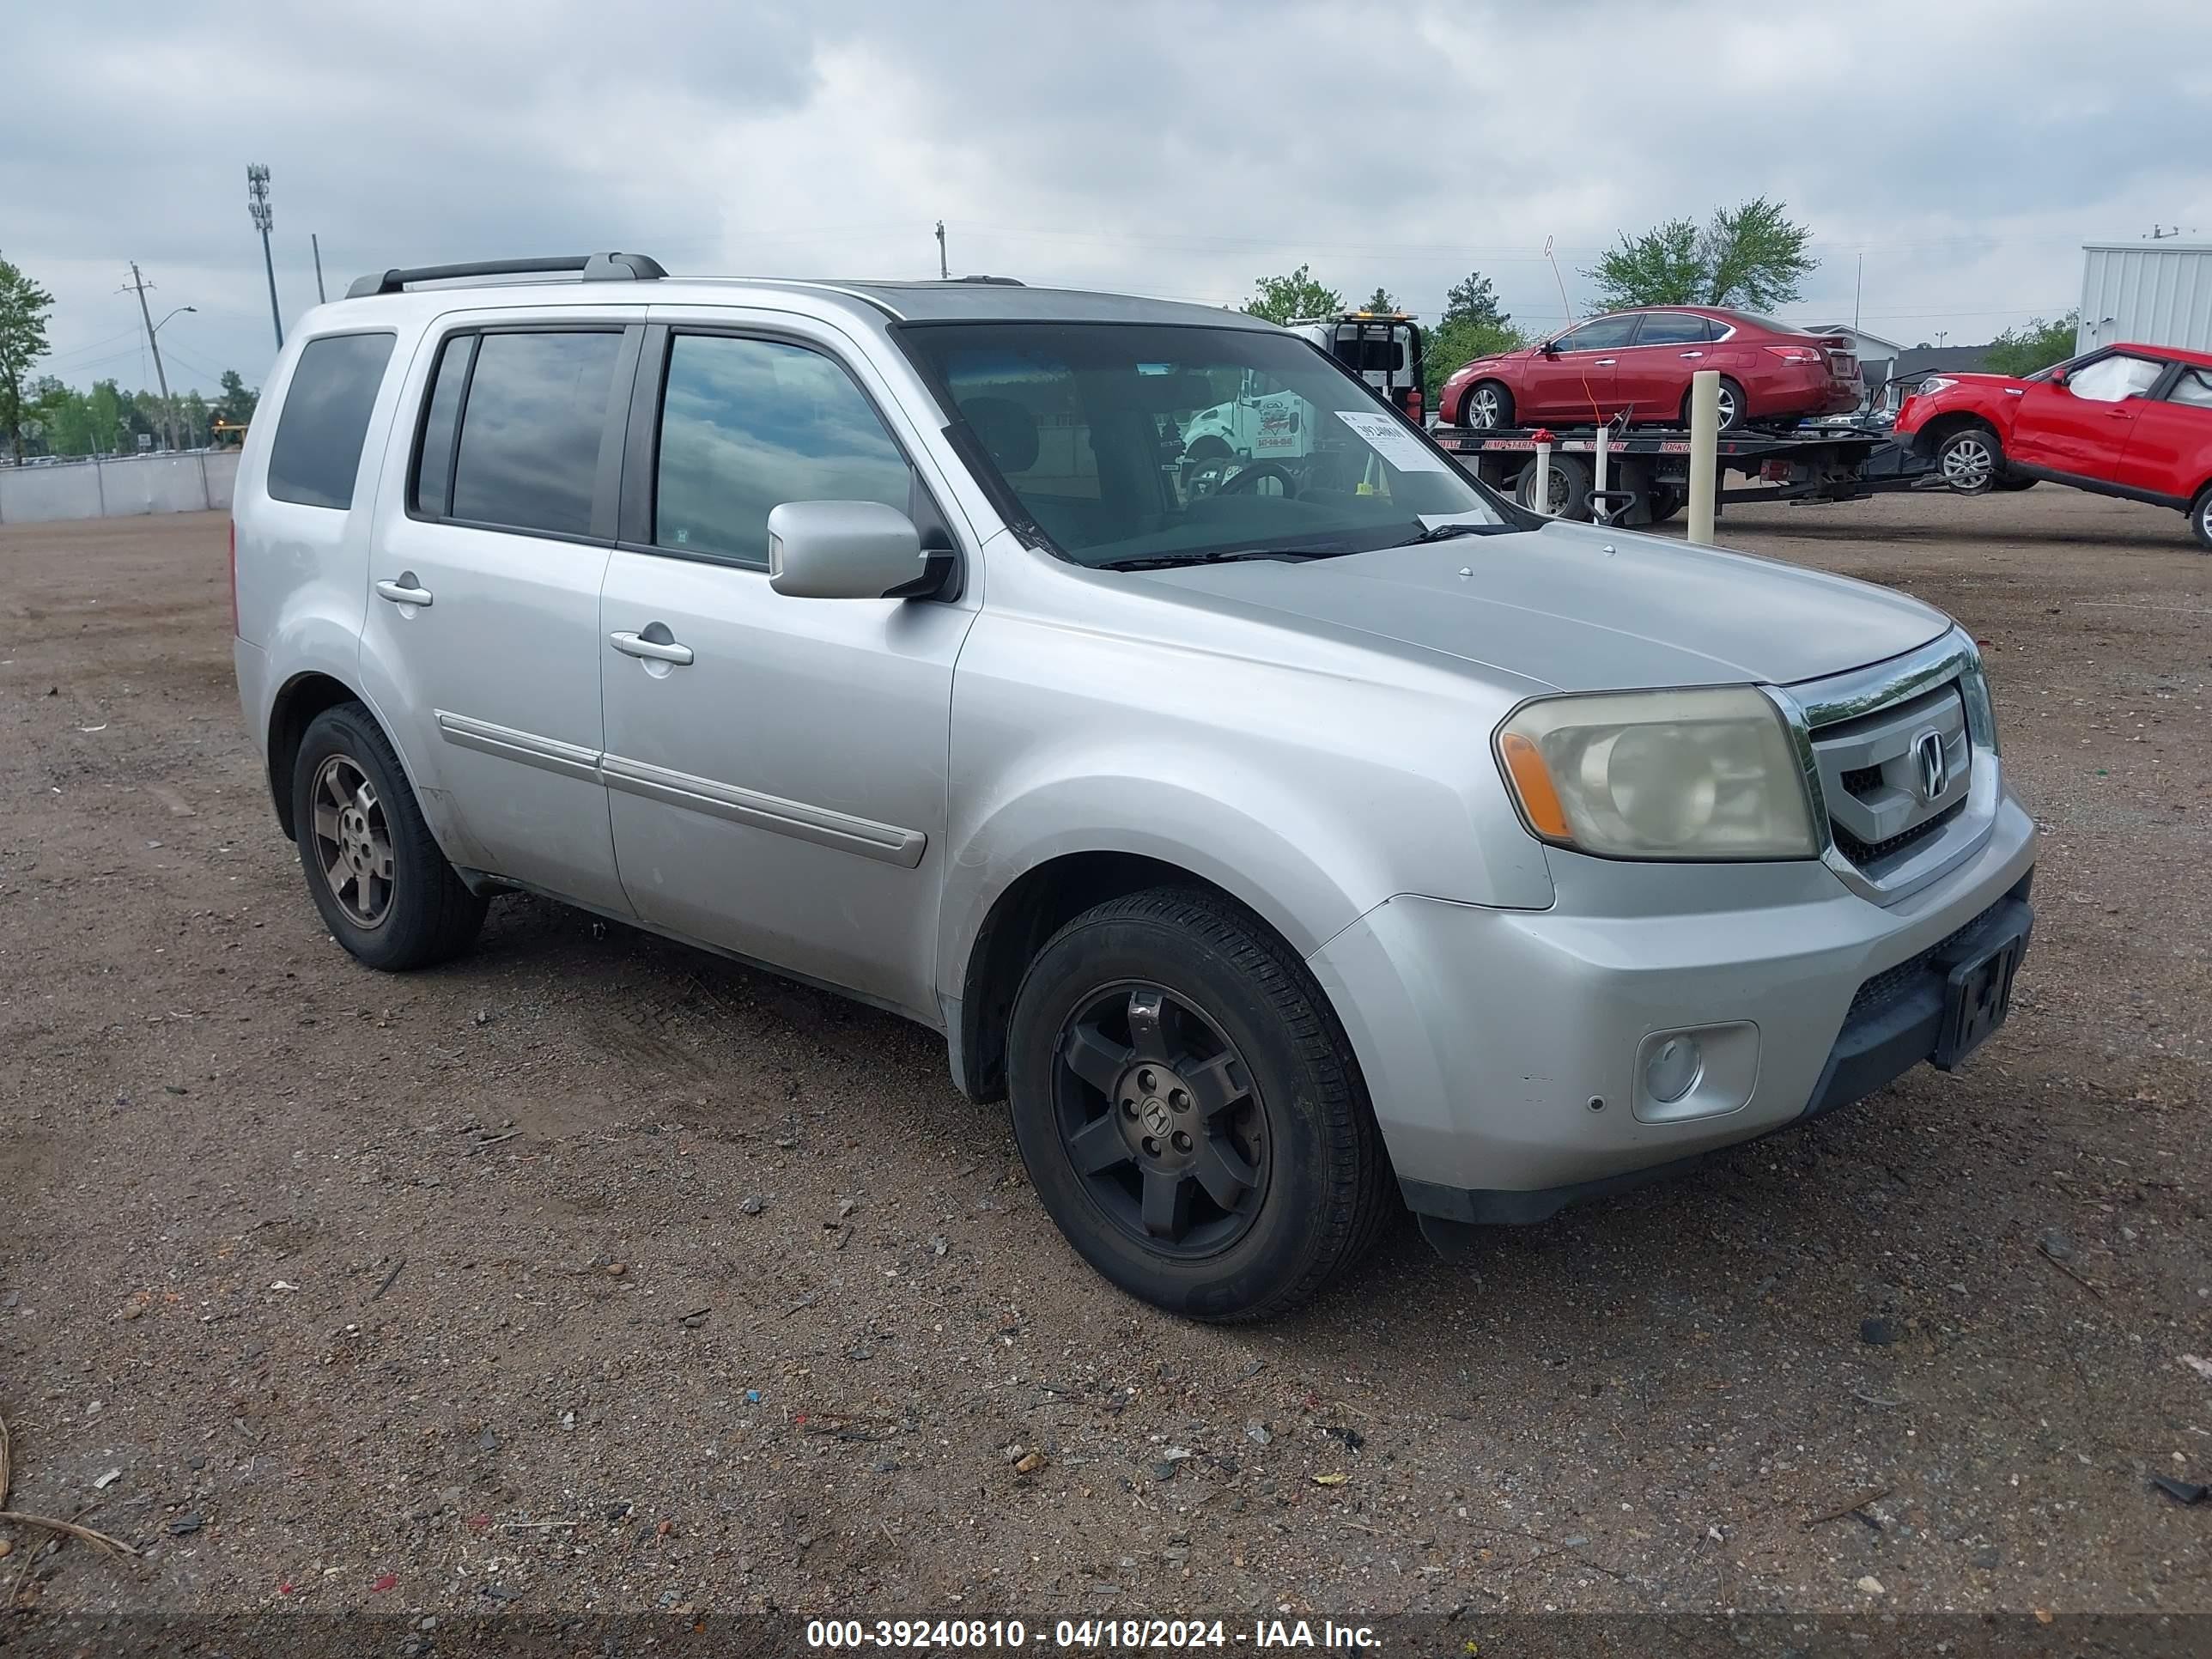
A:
1307;783;2039;1224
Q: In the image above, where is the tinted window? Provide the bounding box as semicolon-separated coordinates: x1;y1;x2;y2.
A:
411;334;473;516
1635;313;1712;345
451;331;623;537
654;334;911;564
1332;330;1407;373
1557;314;1639;351
265;332;395;509
2166;366;2212;410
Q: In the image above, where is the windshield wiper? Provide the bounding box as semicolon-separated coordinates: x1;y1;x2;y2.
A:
1406;520;1513;544
1099;549;1337;572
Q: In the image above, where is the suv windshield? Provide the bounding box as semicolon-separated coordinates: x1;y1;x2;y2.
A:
899;322;1509;568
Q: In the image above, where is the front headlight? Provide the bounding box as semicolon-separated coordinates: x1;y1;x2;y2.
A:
1495;687;1818;860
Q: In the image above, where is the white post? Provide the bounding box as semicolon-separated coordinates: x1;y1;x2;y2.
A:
1687;369;1719;543
1592;422;1609;524
1528;436;1553;514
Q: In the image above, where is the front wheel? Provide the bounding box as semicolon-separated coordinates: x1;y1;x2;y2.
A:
1006;888;1392;1322
2192;484;2212;551
291;702;487;970
1936;425;2002;495
1462;380;1512;429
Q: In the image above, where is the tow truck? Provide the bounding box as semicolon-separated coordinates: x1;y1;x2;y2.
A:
1427;416;1935;526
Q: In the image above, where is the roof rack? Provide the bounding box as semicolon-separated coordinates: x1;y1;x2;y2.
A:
345;252;666;300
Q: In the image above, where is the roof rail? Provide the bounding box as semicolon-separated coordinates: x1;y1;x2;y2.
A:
344;252;666;299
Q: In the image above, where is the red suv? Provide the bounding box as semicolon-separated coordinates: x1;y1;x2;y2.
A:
1439;307;1863;432
1893;343;2212;549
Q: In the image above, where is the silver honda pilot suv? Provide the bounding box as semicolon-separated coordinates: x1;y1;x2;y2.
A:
230;253;2037;1320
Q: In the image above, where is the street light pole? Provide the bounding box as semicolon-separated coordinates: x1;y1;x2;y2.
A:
123;265;194;453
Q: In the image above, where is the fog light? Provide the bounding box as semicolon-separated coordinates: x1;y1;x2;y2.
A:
1645;1036;1704;1103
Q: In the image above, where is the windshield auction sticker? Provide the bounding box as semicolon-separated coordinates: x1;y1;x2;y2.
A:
1334;409;1449;472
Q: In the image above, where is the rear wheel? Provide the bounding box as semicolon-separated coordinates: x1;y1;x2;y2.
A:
291;702;487;970
1006;887;1391;1322
1936;424;2002;495
1680;376;1747;432
1644;483;1684;524
1462;380;1512;429
2192;484;2212;551
1992;474;2038;492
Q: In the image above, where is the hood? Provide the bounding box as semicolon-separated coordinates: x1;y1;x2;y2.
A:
1139;520;1951;694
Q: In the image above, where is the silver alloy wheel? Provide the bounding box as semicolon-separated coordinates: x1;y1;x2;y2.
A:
1716;382;1739;428
311;753;396;928
1942;433;1996;490
2200;492;2211;544
1469;385;1504;428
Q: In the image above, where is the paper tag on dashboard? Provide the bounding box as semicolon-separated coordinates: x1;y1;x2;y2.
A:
1334;410;1449;472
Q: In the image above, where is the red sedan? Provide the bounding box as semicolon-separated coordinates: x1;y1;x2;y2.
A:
1893;343;2212;550
1440;307;1863;432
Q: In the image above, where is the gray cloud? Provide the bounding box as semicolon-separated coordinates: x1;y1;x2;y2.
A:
11;0;2209;396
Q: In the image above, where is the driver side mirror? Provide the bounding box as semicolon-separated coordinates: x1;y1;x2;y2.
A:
2048;368;2069;388
1540;339;1562;357
768;501;948;600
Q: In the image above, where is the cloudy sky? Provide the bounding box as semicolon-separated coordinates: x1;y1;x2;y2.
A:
11;0;2210;398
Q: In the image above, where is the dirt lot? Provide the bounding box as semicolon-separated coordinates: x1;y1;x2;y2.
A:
2;490;2209;1629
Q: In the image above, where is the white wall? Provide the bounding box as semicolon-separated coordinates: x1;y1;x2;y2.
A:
0;451;240;526
2079;243;2212;355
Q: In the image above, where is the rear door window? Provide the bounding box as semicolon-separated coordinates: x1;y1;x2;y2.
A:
265;332;396;509
2166;366;2212;410
448;331;625;537
1634;313;1712;345
653;334;914;566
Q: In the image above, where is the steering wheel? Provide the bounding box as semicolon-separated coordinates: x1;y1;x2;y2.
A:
1213;459;1299;498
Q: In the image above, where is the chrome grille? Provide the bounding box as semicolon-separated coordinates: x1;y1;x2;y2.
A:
1808;679;1971;876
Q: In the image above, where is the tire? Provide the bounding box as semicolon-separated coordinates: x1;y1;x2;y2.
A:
290;702;488;970
1517;451;1592;520
1935;424;2002;495
1680;376;1748;432
1006;886;1392;1322
1462;380;1513;429
2192;484;2212;551
1644;483;1684;524
1185;436;1232;463
1992;475;2038;492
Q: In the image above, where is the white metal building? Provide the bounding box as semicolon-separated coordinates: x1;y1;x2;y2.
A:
2077;241;2212;354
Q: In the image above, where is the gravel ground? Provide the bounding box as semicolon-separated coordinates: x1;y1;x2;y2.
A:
1;491;2209;1628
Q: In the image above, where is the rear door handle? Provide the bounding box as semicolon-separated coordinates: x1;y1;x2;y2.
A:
1680;351;1705;359
1594;358;1617;367
609;629;694;666
374;575;432;607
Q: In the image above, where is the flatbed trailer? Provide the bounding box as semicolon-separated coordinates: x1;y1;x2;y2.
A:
1428;421;1937;526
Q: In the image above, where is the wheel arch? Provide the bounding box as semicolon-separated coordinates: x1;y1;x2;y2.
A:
1917;409;2003;450
264;671;366;837
947;835;1364;1109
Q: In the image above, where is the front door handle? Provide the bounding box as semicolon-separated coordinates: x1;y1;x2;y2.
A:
609;629;694;666
1594;358;1617;367
2108;408;2133;417
1680;351;1705;359
374;574;433;607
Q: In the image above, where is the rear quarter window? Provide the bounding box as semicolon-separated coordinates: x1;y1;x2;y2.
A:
265;332;397;509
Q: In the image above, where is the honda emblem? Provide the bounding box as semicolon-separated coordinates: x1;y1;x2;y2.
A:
1911;730;1948;802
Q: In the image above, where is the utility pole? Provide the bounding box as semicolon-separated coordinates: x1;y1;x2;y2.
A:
935;220;948;280
1853;252;1863;334
247;164;283;348
123;262;176;453
312;232;327;303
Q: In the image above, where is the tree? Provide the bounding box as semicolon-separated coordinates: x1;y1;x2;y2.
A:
1586;197;1816;313
217;368;258;427
1243;265;1345;325
0;252;57;463
1982;311;2081;378
1424;315;1528;407
1362;286;1398;313
1441;270;1511;332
